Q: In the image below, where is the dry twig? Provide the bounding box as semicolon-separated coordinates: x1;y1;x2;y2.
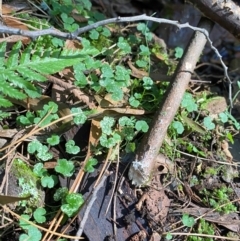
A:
128;17;215;186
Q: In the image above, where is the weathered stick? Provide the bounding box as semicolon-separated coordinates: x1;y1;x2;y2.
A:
188;0;240;39
128;17;214;186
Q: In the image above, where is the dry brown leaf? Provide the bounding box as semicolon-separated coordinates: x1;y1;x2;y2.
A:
0;194;31;205
175;207;240;232
154;52;167;61
149;232;161;241
221;140;233;161
0;35;29;43
89;119;101;150
58;67;75;81
95;93;127;107
89;107;147;120
3;2;28;15
3;16;28;30
127;60;148;79
202;96;227;115
44;161;57;169
2;16;30;44
2;5;15;14
129;230;147;241
71;12;88;23
64;39;82;50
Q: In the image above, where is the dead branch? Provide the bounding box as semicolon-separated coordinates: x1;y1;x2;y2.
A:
128;17;214;186
187;0;240;39
0;14;232;101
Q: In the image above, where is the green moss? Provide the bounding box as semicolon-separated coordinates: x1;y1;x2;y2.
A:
11;159;44;209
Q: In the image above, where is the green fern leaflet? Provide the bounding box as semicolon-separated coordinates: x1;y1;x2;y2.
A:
0;40;97;107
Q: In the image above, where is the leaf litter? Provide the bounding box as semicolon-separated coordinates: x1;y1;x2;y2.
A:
1;0;240;241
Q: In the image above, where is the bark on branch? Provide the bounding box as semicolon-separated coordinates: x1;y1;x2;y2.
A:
188;0;240;39
128;17;214;186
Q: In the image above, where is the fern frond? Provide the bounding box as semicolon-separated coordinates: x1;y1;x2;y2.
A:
0;42;6;67
20;45;31;64
0;41;90;108
7;41;21;68
0;80;26;99
0;95;12;107
17;67;47;82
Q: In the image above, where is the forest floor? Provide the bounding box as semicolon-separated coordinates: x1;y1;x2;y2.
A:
1;1;240;241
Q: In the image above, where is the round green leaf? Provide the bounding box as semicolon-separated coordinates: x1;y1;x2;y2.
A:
182;214;195;227
33;207;46;223
135;120;149;133
55;159;75;177
61;193;84;217
172;121;184;134
203;116;215;130
47;135;60;146
65;140;80;154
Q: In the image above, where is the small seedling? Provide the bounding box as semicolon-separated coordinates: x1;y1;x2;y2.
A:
19;225;42;241
33;207;46;224
165;232;173;240
181;93;198;112
65;140;80;154
61;193;84;217
55;159;75;177
203;116;215;130
135;120;149;133
174;46;184;59
189;218;215;241
33;163;58;188
129;95;141;107
171;121;184;134
84;157;98;173
28;140;53;162
19;215;42;241
202;186;237;214
182;213;195;227
47;135;60;146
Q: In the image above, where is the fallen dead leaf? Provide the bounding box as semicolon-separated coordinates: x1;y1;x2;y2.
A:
3;16;28;30
175;207;240;232
2;15;30;44
64;39;82;50
3;2;28;15
0;194;31;205
59;67;75;81
201;96;227;115
71;11;88;23
221;140;233;161
44;161;57;169
127;60;148;79
149;232;161;241
129;230;147;241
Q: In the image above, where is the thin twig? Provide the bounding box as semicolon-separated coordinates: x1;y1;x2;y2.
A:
129;17;215;186
105;145;119;215
73;14;231;102
0;14;231;103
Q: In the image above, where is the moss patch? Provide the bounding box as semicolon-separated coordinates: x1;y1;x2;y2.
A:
10;158;45;209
